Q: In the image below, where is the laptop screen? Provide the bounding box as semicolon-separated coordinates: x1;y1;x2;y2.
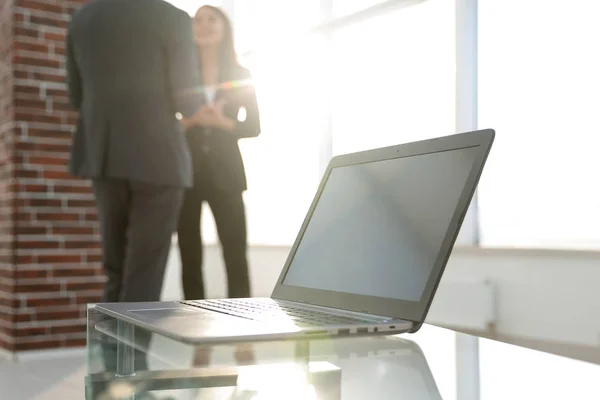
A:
281;145;480;302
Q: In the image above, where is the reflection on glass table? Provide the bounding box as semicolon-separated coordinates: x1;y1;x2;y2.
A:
86;305;441;399
85;305;600;400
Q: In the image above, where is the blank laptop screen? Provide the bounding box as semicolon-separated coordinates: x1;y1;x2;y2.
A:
282;146;480;302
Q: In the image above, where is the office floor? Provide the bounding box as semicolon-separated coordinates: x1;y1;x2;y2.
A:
0;353;86;399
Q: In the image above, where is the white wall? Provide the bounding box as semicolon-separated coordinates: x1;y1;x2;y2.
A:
443;247;600;347
163;244;600;349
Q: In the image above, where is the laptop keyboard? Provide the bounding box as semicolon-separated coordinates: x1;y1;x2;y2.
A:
181;298;375;328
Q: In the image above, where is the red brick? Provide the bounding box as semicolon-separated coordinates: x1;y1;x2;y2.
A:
14;41;50;53
67;199;96;208
43;31;65;41
0;298;19;308
4;213;26;228
46;88;66;97
54;185;91;195
86;254;103;263
16;282;62;293
64;241;101;250
0;313;13;324
37;212;79;222
14;112;62;124
0;268;14;279
19;240;60;250
65;282;104;291
84;213;98;221
37;254;81;264
14;327;49;336
52;226;94;235
14;12;26;24
14;97;47;109
14;84;40;95
26;297;72;307
15;255;36;264
24;184;48;193
29;15;68;29
16;226;48;235
32;71;66;83
63;338;87;347
14;141;36;151
0;340;14;352
27;129;71;141
15;168;40;179
63;116;77;127
36;310;81;321
29;156;68;166
13;55;61;69
53;45;66;56
16;198;62;208
16;269;49;279
15;312;34;322
14;27;40;39
14;70;30;79
33;142;71;153
6;298;21;312
16;1;64;14
75;294;102;304
52;268;97;277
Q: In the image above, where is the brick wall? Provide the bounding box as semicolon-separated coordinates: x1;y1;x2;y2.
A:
0;0;16;353
0;0;101;353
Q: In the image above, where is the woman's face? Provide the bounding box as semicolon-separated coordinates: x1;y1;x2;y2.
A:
193;7;225;47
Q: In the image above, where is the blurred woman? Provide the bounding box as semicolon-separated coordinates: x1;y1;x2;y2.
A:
178;5;260;367
178;5;260;302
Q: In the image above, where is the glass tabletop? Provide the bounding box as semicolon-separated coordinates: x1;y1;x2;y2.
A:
85;304;600;400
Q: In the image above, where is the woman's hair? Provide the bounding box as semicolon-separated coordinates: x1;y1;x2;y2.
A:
197;5;238;72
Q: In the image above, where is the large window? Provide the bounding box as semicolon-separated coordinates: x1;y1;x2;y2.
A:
232;1;325;245
239;36;326;245
171;0;600;251
478;0;600;249
330;0;455;157
232;0;322;54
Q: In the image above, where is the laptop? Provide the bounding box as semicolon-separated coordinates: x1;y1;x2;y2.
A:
96;129;495;344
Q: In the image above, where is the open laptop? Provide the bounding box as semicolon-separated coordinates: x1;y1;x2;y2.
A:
96;129;495;344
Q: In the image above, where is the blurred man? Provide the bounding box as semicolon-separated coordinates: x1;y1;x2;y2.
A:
66;0;202;306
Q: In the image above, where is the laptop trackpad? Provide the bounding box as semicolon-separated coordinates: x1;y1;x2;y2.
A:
129;308;202;319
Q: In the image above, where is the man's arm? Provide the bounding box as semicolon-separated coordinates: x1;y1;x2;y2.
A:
166;11;202;118
65;31;82;110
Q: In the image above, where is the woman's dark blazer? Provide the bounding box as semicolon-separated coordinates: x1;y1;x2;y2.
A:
186;63;261;193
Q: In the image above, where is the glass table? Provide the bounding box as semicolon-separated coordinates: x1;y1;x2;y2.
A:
85;304;600;399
